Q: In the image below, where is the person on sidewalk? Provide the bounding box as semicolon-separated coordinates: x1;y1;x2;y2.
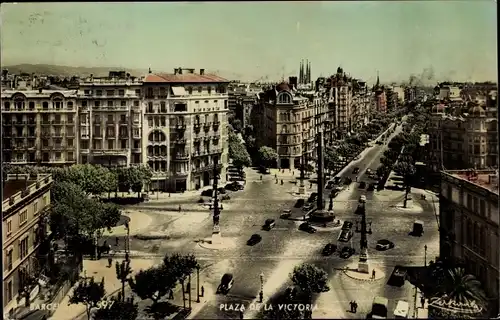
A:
239;310;244;319
108;257;113;268
178;204;182;212
280;179;283;185
349;301;353;312
186;282;191;293
421;296;425;308
372;269;376;279
169;289;174;300
115;237;119;247
353;301;358;313
201;285;204;297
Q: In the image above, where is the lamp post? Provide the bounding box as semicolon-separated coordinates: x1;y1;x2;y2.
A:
196;266;200;303
125;222;130;261
424;245;428;267
259;272;264;303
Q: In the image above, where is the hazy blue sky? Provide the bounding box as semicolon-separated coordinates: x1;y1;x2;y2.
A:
1;2;497;83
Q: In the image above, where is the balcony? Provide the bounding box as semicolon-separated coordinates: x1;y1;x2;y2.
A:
41;121;51;126
119;121;129;126
174;171;189;177
203;136;211;141
106;121;115;126
174;138;187;144
193;136;202;142
203;123;211;132
27;120;36;126
66;132;75;138
53;132;64;138
81;133;90;139
174;153;189;161
194;123;201;133
52;121;65;125
176;124;187;130
208;148;222;155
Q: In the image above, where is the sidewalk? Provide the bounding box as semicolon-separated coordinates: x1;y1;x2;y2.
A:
50;258;162;320
103;209;154;237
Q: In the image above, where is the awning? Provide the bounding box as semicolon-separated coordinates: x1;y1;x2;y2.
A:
171;86;186;96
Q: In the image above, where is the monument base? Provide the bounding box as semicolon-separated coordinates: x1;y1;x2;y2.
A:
211;232;222;245
298;185;305;194
309;209;335;222
357;261;370;274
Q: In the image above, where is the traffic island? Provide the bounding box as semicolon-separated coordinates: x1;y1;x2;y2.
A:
343;262;385;282
197;237;238;251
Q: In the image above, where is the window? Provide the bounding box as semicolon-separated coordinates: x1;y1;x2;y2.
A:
55;152;61;160
94;100;100;107
208;87;212;94
33;202;38;215
19;210;28;225
96;90;103;96
67;101;74;109
67;139;74;147
42;101;49;109
29;101;35;109
68;152;74;161
6;219;12;236
135;89;141;96
19;237;29;259
160;101;166;112
6;281;12;303
148;102;154;113
134;101;140;107
119;89;125;96
107;100;114;107
6;249;13;271
198;86;202;93
4;101;10;109
121;100;126;107
467;194;472;210
108;140;114;149
107;115;114;122
187;87;193;94
121;140;127;149
43;195;48;207
106;90;114;96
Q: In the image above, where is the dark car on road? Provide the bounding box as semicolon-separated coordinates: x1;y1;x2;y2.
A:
322;243;337;256
263;219;276;231
352;167;360;174
294;199;305;208
376;239;395;251
358;181;366;189
307;192;318;203
303;203;314;211
333;177;342;185
326;181;335;189
342;221;353;230
338;229;353;242
217;273;234;294
201;189;213;197
367;183;375;191
340;246;355;259
299;222;317;233
217;187;226;194
343;177;352;185
247;234;262;246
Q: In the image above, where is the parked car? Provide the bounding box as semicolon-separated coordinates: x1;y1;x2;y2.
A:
376;140;383;145
342;221;353;230
352;167;360;174
307;192;318;203
358;181;366;189
322;243;337;256
280;209;291;219
338;229;353;242
367;183;375;191
344;177;353;185
299;222;317;233
217;187;226;194
217;273;234;294
294;199;305;208
326;181;335;189
221;194;231;200
333;177;342;185
303;203;314;211
201;189;213;197
247;234;262;246
366;169;373;175
376;239;395;251
340;246;355;259
263;219;276;231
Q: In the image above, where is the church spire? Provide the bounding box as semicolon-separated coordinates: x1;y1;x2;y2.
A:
376;70;380;87
299;60;304;84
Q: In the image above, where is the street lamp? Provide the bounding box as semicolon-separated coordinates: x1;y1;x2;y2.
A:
196;266;200;303
125;222;130;262
259;272;264;303
424;245;428;267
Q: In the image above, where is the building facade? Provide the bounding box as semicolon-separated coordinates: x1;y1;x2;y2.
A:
77;71;144;167
142;68;229;191
429;102;498;171
2;89;79;165
440;169;499;314
3;174;53;318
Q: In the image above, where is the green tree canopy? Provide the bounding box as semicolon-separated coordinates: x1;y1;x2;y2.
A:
290;263;329;319
129;266;176;305
258;146;279;168
229;131;251;168
69;277;106;320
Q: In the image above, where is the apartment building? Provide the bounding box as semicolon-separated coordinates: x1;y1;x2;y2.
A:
78;71;144;167
440;169;499;315
3;174;53;318
142;68;229;191
429;101;498;171
252;82;331;169
1;89;79;165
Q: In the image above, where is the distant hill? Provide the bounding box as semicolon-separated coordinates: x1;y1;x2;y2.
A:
2;64;149;77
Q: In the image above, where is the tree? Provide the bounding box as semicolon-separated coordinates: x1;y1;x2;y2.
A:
231;119;243;132
64;164;111;197
324;147;340;173
290;263;329;319
258;146;279;168
376;165;390;180
229;131;251;169
93;296;139;320
116;260;133;301
393;161;416;207
129;266;176;311
69;277;106;320
164;254;199;309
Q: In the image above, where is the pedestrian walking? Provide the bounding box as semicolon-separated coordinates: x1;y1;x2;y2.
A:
280;179;283;185
103;240;108;249
353;301;358;313
186;282;191;292
239;310;244;319
169;289;174;300
260;175;262;180
108;257;112;268
178;204;182;212
349;301;353;312
372;269;376;279
276;179;278;184
108;244;112;253
421;296;425;308
275;173;277;179
115;237;119;247
201;285;205;297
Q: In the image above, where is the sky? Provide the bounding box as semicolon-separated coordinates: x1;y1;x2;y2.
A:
1;2;497;83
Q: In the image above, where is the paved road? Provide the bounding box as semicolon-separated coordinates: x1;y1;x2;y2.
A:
97;122;439;319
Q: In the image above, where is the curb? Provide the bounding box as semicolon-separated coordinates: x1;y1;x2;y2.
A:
342;269;385;282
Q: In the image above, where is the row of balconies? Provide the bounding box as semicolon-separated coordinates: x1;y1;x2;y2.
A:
40;132;75;138
193;135;219;142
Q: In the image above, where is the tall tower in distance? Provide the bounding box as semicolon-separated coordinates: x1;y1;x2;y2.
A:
306;59;309;84
308;61;312;83
299;60;304;84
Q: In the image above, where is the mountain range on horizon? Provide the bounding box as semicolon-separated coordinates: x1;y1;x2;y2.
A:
1;64;249;81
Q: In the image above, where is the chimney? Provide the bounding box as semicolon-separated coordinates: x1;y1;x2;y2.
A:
200;69;205;75
90;73;94;81
148;67;152;74
178;68;183;75
174;68;178;75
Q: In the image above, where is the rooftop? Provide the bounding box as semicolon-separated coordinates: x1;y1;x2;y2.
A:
3;178;37;201
444;169;499;195
144;73;228;84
